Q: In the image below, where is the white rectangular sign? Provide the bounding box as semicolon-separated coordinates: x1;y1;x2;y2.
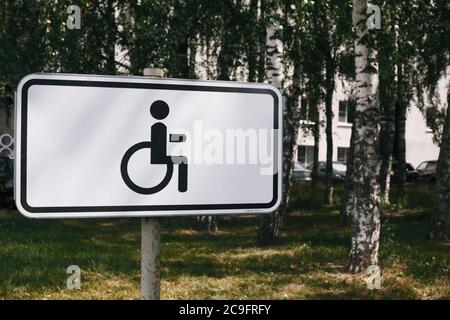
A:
15;74;282;218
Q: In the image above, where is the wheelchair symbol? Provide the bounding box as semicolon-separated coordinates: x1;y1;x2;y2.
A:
120;100;188;195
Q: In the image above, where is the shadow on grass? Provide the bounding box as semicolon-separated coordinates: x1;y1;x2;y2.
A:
0;202;448;299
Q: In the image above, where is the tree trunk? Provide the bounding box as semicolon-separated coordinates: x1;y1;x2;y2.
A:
258;21;302;245
104;0;117;75
341;121;356;224
187;35;197;79
324;58;335;205
395;61;407;203
196;216;218;234
378;10;397;205
168;0;189;78
204;0;241;232
429;90;450;241
208;216;218;233
257;0;266;83
217;39;232;81
379;94;395;205
258;21;291;246
247;0;259;82
217;1;235;81
348;0;381;273
311;102;320;188
380;157;392;204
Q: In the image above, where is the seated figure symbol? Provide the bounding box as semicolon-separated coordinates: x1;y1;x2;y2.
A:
120;100;188;194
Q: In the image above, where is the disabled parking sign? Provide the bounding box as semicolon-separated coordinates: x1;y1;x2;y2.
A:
15;73;282;218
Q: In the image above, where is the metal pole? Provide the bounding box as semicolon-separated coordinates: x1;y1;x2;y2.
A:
141;217;160;300
141;67;164;300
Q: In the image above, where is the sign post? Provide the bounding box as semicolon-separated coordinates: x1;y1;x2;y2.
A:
141;216;160;299
141;67;164;300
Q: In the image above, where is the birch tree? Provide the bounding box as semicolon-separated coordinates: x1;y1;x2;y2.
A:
314;0;336;206
303;0;352;204
341;120;355;224
378;1;397;205
257;0;308;246
413;1;450;240
348;0;381;273
392;2;420;202
247;0;260;82
301;2;324;189
432;97;450;240
257;10;286;246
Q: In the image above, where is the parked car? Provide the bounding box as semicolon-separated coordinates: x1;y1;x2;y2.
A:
307;161;347;182
416;160;437;182
0;156;14;208
390;161;418;183
292;162;312;182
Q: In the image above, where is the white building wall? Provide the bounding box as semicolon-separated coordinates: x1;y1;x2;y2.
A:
297;73;448;169
297;75;354;165
405;106;440;168
405;72;449;167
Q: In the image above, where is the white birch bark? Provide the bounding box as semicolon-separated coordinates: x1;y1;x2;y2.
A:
257;4;304;245
257;19;286;245
265;26;284;89
348;0;381;273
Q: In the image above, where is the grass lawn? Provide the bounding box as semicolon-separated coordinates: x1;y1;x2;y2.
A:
0;186;448;299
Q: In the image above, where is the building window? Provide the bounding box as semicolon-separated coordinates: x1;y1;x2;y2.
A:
298;145;314;166
338;100;355;123
337;147;349;163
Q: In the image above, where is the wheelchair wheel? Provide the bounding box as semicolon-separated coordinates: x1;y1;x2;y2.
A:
120;141;174;194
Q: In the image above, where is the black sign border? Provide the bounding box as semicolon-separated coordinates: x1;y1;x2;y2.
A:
20;78;280;214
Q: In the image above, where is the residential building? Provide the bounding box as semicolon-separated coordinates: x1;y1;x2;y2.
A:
296;73;448;169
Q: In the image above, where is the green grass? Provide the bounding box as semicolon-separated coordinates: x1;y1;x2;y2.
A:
0;186;448;299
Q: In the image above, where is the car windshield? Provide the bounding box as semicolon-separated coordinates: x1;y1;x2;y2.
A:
294;162;306;170
417;162;427;171
333;163;347;171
